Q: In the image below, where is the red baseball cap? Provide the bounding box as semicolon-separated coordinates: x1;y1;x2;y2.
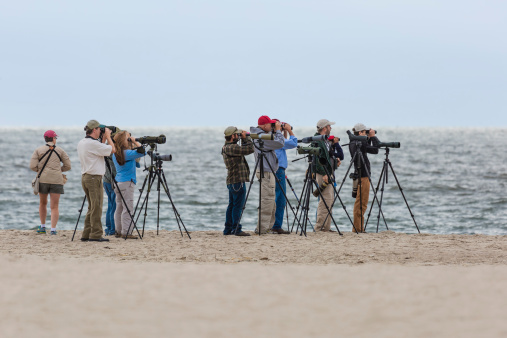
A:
258;115;276;125
44;130;58;138
328;135;335;140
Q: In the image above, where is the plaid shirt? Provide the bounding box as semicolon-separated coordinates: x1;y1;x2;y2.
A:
222;139;254;185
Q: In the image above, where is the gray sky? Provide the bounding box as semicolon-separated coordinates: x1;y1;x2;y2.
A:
1;0;505;128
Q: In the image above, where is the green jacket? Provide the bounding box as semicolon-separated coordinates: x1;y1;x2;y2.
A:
311;133;333;176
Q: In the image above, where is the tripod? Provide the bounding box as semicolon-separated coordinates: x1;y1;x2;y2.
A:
128;146;191;239
72;158;142;241
364;147;421;233
286;174;315;232
234;139;301;235
290;154;345;236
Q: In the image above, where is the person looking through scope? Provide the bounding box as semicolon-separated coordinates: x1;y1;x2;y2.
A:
112;130;147;239
250;115;285;235
312;119;338;232
271;119;297;234
76;120;116;242
221;126;254;236
348;123;380;233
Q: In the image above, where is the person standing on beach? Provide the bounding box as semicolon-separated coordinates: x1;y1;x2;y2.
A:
30;130;71;235
103;155;117;236
271;120;297;234
77;120;116;242
312;119;336;232
112;130;146;239
348;123;379;233
250;116;285;234
221;126;254;236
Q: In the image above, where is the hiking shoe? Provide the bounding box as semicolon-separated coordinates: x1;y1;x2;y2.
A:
125;234;139;239
235;231;251;237
270;228;290;234
114;232;121;238
36;226;46;234
50;230;57;235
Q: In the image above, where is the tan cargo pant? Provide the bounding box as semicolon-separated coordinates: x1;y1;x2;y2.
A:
81;174;104;240
315;173;334;232
255;171;276;234
353;177;370;232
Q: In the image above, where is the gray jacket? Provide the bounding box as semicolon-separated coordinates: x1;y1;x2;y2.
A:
249;127;285;173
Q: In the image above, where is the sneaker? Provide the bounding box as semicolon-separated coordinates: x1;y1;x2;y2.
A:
50;230;57;235
235;231;251;237
36;226;46;234
270;228;290;234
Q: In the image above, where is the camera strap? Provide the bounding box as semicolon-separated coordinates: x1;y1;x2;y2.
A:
37;146;56;179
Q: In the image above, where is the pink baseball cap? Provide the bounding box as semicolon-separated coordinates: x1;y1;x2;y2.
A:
44;130;58;138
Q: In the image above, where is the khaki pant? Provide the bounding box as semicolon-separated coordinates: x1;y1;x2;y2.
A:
353;177;370;232
315;173;334;231
114;181;135;235
255;171;276;234
81;174;104;240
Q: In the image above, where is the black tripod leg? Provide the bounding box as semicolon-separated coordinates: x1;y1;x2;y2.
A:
364;163;385;232
264;159;302;230
321;166;359;234
71;195;87;242
387;161;421;233
156;171;161;236
312;177;342;235
291;174;308;233
376;163;388;233
159;170;192;239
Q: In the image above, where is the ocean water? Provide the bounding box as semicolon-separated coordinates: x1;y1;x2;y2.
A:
1;127;506;235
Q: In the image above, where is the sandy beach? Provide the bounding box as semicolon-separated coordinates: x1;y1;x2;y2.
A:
1;230;506;337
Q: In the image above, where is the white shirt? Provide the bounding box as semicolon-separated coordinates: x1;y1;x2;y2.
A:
77;137;113;175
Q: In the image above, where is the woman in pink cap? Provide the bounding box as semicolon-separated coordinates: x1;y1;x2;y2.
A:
30;130;71;235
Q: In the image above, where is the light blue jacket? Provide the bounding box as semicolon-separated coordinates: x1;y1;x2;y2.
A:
112;150;145;184
274;135;298;169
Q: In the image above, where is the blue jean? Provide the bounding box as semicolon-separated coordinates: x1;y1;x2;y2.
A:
224;182;246;235
103;182;116;235
273;167;286;229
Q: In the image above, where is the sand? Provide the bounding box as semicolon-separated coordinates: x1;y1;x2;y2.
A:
1;230;506;337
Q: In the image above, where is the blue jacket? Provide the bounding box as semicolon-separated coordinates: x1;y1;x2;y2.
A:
331;142;344;161
112;150;145;184
274;135;298;169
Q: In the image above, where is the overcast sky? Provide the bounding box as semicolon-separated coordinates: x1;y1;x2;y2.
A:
0;1;505;128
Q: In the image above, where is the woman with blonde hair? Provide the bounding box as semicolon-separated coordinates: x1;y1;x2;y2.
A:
112;130;146;239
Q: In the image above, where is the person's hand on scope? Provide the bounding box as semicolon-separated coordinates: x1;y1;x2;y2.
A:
128;134;142;148
274;121;282;131
283;123;294;136
104;127;112;137
240;130;248;139
103;128;116;153
337;158;341;167
368;129;376;138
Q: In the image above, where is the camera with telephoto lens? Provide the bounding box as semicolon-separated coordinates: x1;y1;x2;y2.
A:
135;135;167;145
350;172;359;198
149;152;172;162
297;146;321;155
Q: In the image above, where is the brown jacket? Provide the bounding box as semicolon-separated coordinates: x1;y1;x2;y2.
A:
30;142;71;185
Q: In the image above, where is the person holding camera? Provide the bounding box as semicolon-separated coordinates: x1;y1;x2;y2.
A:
30;130;71;235
349;123;380;233
112;131;146;239
77;120;116;242
312;119;337;232
271;119;297;234
221;126;254;236
250;115;285;234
